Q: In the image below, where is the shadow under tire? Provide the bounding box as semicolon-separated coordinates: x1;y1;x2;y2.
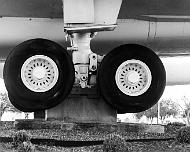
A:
3;38;75;112
98;44;166;113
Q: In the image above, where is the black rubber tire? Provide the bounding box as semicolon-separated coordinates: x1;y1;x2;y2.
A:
3;38;75;112
7;93;36;112
98;44;166;113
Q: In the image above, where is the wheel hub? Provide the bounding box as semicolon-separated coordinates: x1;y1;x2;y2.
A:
21;55;59;92
115;59;152;96
33;66;46;80
127;71;140;85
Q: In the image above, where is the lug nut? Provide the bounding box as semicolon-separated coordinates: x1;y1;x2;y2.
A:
91;65;97;71
92;56;96;60
81;76;87;81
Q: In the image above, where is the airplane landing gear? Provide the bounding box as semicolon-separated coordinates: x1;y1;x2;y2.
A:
2;0;166;123
98;44;166;113
3;38;75;112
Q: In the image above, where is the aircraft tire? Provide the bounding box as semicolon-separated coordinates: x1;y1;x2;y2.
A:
7;93;35;112
98;44;166;113
3;38;75;112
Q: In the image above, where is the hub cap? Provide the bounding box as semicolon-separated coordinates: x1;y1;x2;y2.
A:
115;59;152;96
21;55;59;92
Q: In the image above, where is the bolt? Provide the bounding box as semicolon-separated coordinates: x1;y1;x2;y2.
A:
81;76;87;81
91;65;97;71
92;55;96;60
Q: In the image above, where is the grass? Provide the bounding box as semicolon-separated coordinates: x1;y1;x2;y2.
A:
0;122;189;151
1;140;190;152
0;142;102;152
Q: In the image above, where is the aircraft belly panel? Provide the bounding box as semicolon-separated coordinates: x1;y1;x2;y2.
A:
161;57;190;86
0;18;66;59
0;0;62;18
0;0;190;20
1;18;190;58
93;19;190;55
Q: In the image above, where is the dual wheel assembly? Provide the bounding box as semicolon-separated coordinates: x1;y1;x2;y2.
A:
4;39;166;113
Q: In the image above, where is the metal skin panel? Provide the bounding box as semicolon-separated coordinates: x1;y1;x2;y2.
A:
1;0;190;19
64;0;94;23
1;18;190;59
0;0;190;57
0;0;62;18
94;0;122;24
161;57;190;86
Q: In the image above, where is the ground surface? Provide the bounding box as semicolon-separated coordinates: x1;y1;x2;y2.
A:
1;140;190;152
0;121;188;151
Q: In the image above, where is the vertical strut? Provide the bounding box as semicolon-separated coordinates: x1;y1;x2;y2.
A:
71;33;92;64
67;32;95;88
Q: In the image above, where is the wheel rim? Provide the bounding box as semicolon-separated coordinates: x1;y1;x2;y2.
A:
115;59;152;96
21;55;59;92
